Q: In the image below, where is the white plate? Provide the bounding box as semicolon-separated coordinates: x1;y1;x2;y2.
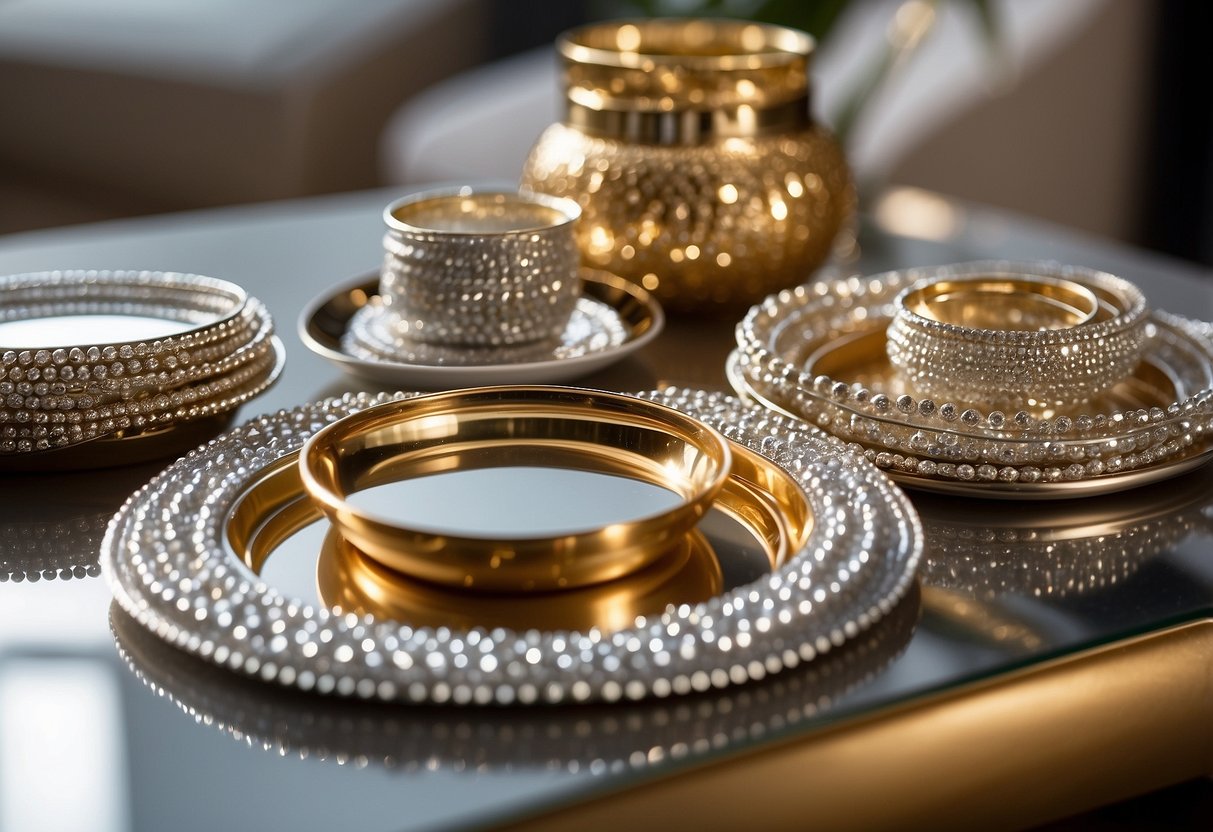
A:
299;269;663;389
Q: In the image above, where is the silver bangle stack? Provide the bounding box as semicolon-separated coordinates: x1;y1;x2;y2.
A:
0;270;284;462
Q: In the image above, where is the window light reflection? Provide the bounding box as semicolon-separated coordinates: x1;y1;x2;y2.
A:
873;186;964;241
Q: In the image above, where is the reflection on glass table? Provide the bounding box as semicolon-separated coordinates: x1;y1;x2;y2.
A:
0;462;167;583
112;585;918;776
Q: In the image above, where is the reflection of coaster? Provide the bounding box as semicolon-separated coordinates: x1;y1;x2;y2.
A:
112;585;918;773
0;460;168;579
0;515;106;582
916;467;1213;599
343;295;627;366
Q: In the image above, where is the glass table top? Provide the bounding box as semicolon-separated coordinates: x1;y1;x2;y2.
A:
0;187;1209;831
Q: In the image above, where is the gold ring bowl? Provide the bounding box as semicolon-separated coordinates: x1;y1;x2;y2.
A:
298;386;732;592
227;441;809;635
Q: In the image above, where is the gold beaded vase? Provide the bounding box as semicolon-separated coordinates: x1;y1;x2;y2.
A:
522;18;854;314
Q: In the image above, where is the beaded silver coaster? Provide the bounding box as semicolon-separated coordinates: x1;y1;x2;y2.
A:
101;388;921;706
343;295;627;366
0;270;281;457
733;266;1213;496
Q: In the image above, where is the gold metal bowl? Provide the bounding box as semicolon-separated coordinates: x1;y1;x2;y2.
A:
227;441;810;634
298;387;732;593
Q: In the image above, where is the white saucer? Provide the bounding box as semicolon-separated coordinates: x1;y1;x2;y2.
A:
299;269;664;389
344;295;628;365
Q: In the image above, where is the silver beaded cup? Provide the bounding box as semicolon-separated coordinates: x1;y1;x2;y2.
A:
887;263;1149;408
381;188;582;347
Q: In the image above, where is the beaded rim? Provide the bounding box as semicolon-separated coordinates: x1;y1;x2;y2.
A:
100;388;921;706
344;294;627;367
730;349;1213;493
0;269;248;351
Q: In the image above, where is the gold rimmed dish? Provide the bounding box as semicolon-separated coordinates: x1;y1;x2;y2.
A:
231;452;727;635
298;386;733;593
299;269;664;389
315;441;811;632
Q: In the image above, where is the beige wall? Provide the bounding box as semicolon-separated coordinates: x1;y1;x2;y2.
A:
888;0;1154;243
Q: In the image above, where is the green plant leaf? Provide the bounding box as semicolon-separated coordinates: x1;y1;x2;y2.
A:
749;0;853;40
965;0;1002;54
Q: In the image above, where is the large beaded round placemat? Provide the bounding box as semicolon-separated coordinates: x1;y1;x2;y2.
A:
101;389;920;705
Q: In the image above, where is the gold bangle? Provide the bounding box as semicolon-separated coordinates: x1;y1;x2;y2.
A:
899;276;1100;331
298;387;732;593
316;526;720;634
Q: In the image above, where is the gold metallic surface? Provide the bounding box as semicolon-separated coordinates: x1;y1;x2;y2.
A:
499;620;1213;831
298;387;732;593
558;19;814;116
523;19;853;314
316;527;721;634
901;276;1101;330
227;442;810;634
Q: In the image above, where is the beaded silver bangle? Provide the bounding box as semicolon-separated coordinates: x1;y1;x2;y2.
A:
887;265;1148;408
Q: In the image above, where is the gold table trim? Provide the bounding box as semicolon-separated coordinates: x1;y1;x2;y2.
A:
500;619;1213;831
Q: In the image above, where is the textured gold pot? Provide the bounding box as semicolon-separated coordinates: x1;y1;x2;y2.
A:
522;18;854;314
